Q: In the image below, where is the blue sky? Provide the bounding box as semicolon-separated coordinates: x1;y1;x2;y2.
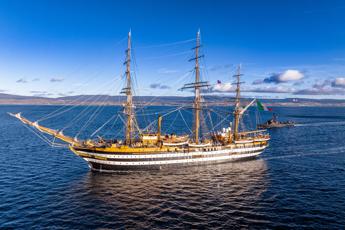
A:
1;0;345;98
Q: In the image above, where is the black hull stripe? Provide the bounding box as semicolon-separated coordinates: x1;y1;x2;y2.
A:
80;149;263;162
88;156;259;172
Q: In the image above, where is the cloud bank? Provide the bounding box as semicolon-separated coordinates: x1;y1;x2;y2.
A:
210;76;345;96
50;78;64;82
246;86;293;94
295;78;345;95
331;77;345;88
16;78;28;83
254;69;304;84
149;83;171;89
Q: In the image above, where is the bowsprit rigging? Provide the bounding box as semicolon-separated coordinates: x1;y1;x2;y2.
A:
9;30;270;172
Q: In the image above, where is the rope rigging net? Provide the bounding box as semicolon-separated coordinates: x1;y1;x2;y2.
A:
21;35;262;148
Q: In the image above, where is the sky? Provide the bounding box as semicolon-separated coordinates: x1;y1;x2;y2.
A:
1;0;345;99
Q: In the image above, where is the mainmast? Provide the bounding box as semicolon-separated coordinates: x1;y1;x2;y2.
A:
233;65;243;141
122;30;134;145
181;30;209;144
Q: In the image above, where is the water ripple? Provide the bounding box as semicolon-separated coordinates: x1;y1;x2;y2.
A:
1;106;345;228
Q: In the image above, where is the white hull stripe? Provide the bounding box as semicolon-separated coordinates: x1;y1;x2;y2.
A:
83;151;263;166
74;146;266;159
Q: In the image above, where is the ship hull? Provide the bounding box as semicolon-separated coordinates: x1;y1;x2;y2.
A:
71;145;267;172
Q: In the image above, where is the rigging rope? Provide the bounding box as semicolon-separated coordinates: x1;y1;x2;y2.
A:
37;76;121;123
165;111;180;134
212;113;232;131
60;93;112;132
58;77;122;135
75;94;113;139
90;114;119;137
21;123;68;148
36;34;127;122
178;110;193;134
142;51;192;61
142;106;185;131
135;71;192;112
137;38;195;48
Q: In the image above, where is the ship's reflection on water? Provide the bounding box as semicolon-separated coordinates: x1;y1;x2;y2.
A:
69;159;269;228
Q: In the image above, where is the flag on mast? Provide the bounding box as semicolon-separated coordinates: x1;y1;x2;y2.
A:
257;100;272;111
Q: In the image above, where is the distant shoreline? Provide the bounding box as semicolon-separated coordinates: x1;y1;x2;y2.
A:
1;93;345;107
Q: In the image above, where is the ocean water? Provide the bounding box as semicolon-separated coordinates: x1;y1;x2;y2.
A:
1;105;345;229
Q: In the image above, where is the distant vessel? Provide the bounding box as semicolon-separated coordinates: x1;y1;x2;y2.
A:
258;113;295;129
10;30;270;172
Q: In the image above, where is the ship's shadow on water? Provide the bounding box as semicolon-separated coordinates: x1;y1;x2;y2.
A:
66;159;269;228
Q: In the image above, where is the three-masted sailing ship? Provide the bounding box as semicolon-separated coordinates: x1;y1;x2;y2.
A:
10;30;270;172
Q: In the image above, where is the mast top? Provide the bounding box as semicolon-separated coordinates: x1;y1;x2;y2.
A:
180;30;209;91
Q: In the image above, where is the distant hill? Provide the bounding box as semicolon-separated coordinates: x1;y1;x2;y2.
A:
0;93;345;107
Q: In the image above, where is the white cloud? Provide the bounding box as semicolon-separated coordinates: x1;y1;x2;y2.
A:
255;69;305;84
332;77;345;88
211;83;293;94
212;83;233;92
279;70;304;82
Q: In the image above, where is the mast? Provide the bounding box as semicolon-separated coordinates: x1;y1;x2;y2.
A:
181;30;209;144
157;115;162;141
123;30;133;145
194;30;201;144
233;64;242;141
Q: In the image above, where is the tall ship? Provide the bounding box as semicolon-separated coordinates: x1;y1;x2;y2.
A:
10;30;270;172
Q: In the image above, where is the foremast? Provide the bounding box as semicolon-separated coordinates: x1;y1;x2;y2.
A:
194;30;202;144
121;30;135;145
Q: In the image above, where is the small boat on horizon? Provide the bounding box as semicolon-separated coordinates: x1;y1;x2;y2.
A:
258;113;295;129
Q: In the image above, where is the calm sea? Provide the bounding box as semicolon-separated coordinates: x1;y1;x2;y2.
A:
1;105;345;229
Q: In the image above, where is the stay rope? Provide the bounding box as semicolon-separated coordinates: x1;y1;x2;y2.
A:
137;38;195;49
90;114;120;137
178;110;193;134
21;123;68;148
37;75;121;123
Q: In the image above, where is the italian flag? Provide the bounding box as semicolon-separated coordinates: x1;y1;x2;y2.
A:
257;101;272;111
